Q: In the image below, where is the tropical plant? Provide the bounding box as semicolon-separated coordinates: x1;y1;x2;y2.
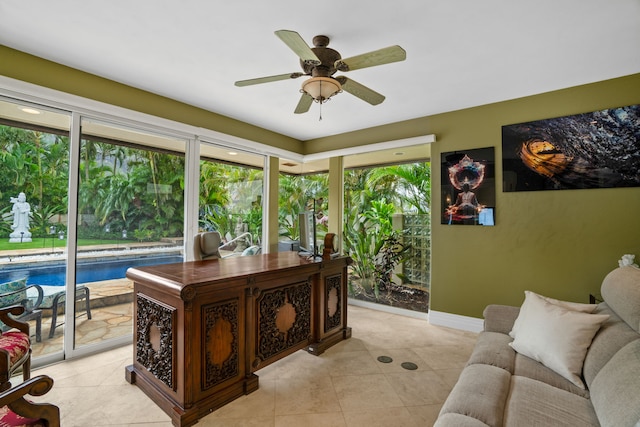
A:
374;232;411;293
371;163;431;214
343;163;431;300
278;173;328;241
344;198;399;299
30;203;66;238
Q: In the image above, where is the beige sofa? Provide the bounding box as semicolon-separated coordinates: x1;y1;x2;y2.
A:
435;266;640;427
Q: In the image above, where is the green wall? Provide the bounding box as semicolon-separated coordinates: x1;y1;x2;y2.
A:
427;74;640;317
0;45;302;153
2;45;639;319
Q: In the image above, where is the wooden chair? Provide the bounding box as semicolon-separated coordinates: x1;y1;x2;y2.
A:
0;305;33;392
0;375;60;427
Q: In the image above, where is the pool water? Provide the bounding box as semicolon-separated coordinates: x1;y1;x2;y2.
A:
0;255;183;286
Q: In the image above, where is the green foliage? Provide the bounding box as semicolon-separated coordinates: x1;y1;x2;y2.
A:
30;203;66;238
278;174;328;242
374;232;411;294
343;163;431;300
198;160;264;243
1;122;432;298
344;199;397;299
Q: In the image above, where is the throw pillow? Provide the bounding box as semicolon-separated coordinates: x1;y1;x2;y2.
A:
0;278;28;308
509;291;598;338
509;291;609;388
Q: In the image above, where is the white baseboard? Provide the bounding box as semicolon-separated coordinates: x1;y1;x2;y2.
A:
346;300;483;333
428;310;484;333
347;298;428;320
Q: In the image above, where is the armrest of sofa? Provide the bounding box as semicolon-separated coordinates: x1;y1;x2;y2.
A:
483;304;520;334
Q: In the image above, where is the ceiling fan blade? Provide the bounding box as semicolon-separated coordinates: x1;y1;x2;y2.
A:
336;76;385;105
294;93;313;114
235;72;303;87
335;45;406;72
275;30;321;65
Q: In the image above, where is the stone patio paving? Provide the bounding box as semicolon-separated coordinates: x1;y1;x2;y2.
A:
30;278;133;358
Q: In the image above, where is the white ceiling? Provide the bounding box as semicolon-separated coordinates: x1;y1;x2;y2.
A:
1;0;639;142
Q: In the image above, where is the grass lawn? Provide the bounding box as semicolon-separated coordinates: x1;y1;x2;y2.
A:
0;238;132;251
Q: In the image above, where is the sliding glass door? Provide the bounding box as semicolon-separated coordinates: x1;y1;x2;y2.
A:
0;97;71;360
73;117;187;353
198;143;264;256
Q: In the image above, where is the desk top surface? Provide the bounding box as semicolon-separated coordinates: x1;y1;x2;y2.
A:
126;252;349;292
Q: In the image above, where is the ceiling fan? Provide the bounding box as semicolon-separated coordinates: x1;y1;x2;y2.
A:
235;30;406;114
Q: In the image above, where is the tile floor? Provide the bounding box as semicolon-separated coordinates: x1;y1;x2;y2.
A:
22;305;478;426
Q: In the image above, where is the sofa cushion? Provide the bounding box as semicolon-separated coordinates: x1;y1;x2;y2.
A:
513;353;589;398
600;266;640;333
438;364;511;427
583;303;640;388
504;376;600;426
482;304;520;335
589;339;640;427
466;331;515;373
509;291;609;388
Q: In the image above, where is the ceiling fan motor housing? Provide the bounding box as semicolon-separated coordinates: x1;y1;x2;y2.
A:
301;35;342;77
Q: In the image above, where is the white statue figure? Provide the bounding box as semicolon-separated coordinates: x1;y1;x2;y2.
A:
9;192;32;243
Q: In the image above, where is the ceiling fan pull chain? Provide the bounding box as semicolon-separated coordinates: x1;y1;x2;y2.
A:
319;80;323;121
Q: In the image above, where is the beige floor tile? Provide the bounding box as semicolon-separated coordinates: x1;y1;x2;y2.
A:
275;412;346;427
205;379;276;419
342;406;419;427
19;304;478;426
258;349;331;382
433;367;465;388
55;383;169;426
405;403;444;426
332;373;404;411
198;417;275;427
275;376;342;415
324;350;383;377
413;344;475;370
103;424;173;427
322;336;369;353
384;370;452;406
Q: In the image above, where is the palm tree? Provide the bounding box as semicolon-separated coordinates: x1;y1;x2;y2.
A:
278;173;328;241
370;163;431;214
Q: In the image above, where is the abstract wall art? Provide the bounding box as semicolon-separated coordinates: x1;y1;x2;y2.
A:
502;104;640;192
441;147;496;226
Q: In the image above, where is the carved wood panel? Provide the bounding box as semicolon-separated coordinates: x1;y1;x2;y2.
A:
325;273;342;332
202;298;240;390
136;293;176;390
256;280;311;363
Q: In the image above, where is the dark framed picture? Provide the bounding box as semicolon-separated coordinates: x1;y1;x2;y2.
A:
502;104;640;192
441;147;496;226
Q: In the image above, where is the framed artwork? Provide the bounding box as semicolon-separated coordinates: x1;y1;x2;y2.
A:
441;147;496;226
502;104;640;192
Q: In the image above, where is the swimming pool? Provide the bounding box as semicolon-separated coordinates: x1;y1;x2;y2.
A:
0;255;183;286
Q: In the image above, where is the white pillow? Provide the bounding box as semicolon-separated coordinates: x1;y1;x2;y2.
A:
509;291;598;338
509;291;609;388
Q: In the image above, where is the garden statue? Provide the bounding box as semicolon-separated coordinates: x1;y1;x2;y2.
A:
9;192;32;243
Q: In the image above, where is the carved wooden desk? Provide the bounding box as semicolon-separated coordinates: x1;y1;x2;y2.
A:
124;252;351;426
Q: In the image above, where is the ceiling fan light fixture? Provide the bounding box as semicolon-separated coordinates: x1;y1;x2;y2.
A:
301;77;342;103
